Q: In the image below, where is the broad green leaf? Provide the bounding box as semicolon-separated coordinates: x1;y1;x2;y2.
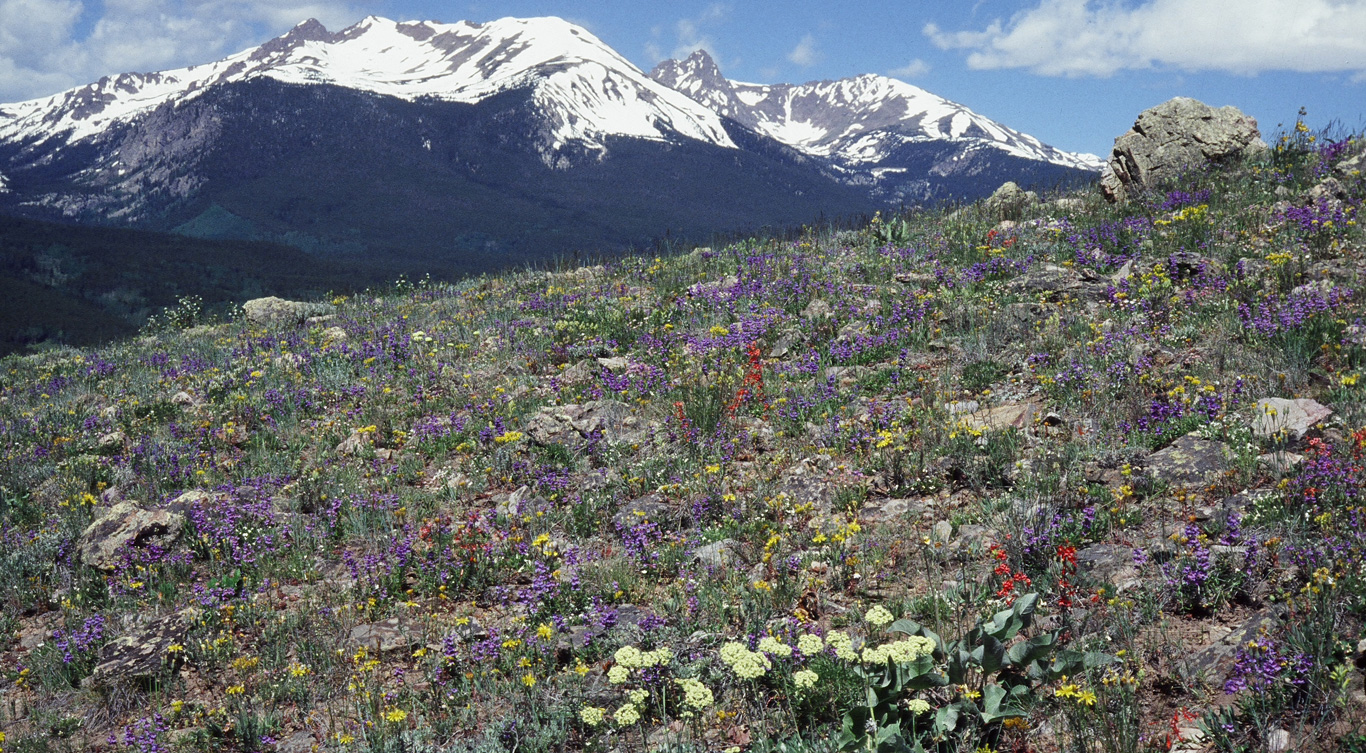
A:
933;705;960;735
979;683;1026;723
888;618;924;636
984;634;1008;674
1005;633;1056;668
875;722;902;744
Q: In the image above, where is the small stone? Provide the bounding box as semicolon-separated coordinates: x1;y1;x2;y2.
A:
688;274;738;297
802;299;832;319
984;181;1038;221
931;520;953;542
97;429;126;452
612;494;672;528
1076;543;1140;591
335;428;373;456
426;467;469;492
1185;606;1284;682
768;333;797;359
1007;264;1108;301
1266;728;1291;753
773;463;839;514
693;539;741;568
278;730;317;753
348;617;412;654
497;485;544;517
1256;451;1304;473
1051;196;1086;212
893;271;937;286
956;524;994;549
170;391;197;407
1003;302;1049;328
947;400;980;416
866;497;931;522
956;402;1040;433
1172;725;1207;752
1249;397;1332;441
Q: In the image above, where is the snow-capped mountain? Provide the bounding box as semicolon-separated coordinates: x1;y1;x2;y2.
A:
652;50;1101;202
0;16;1099;273
0;16;734;166
0;16;879;268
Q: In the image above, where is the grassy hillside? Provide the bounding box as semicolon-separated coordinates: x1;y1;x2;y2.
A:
0;120;1363;753
0;214;380;356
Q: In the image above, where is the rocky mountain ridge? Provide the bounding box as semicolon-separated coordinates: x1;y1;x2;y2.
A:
651;50;1101;202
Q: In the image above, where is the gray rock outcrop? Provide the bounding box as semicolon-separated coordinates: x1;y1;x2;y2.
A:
87;608;199;687
524;400;648;448
1101;98;1262;202
78;502;185;571
1143;433;1230;487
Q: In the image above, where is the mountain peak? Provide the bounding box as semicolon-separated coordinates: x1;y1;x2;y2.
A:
289;18;334;40
650;50;750;125
0;13;737;161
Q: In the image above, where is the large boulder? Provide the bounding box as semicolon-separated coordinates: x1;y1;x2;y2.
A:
242;296;336;327
78;502;185;571
984;181;1038;221
1101;98;1262;202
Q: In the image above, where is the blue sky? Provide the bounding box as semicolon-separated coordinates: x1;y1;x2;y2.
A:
3;0;1364;157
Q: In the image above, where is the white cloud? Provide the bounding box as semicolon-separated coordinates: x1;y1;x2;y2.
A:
648;4;730;63
889;58;930;78
925;0;1366;77
0;0;364;102
787;33;820;67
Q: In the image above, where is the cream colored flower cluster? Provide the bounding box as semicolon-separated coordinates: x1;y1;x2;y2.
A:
588;645;680;729
719;641;772;679
615;645;673;668
824;631;859;661
864;605;895;627
675;677;714;710
796;633;825;656
860;636;936;666
609;644;673;684
756;635;792;658
905;698;931;715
